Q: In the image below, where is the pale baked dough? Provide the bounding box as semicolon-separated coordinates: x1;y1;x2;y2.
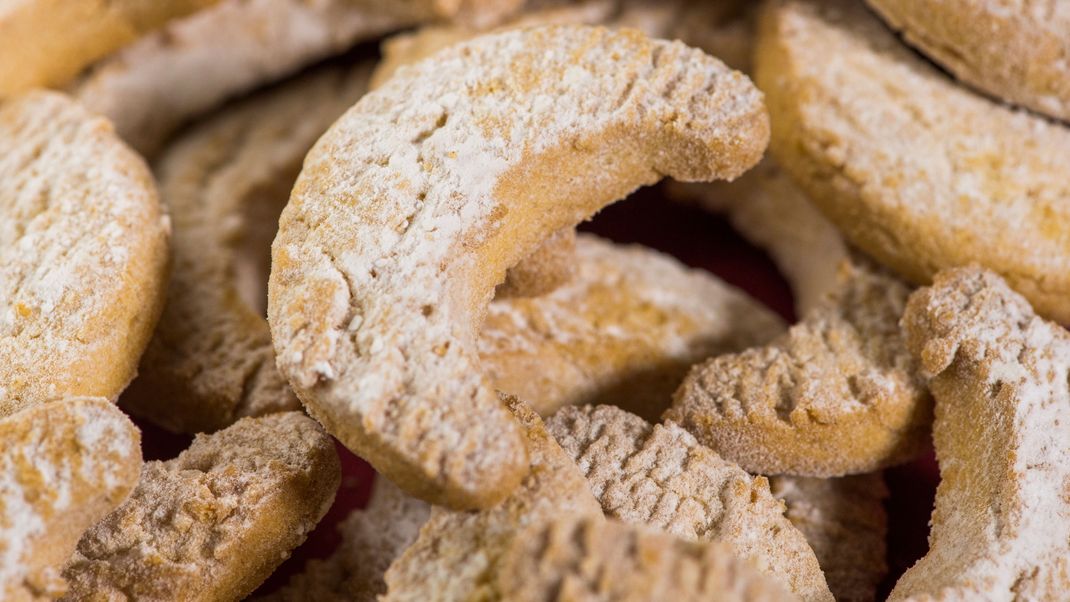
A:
866;0;1070;122
755;0;1070;324
62;412;340;602
0;398;141;602
0;91;169;417
268;25;769;509
894;266;1070;599
547;404;832;601
668;257;931;476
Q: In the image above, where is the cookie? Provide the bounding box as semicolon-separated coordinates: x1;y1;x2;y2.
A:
259;477;430;602
499;516;795;602
0;91;169;417
0;398;141;601
121;63;372;434
381;396;603;601
866;0;1070;122
547;404;832;601
755;0;1070;324
893;266;1070;599
770;474;888;602
72;0;435;156
268;25;768;509
0;0;217;98
667;256;931;476
482;234;784;420
62;412;340;602
671;159;848;316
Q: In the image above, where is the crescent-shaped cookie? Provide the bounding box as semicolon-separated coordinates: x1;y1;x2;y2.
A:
0;91;169;417
482;234;784;420
667;256;931;476
381;396;603;601
62;412;340;602
865;0;1070;122
0;398;141;601
268;25;769;509
546;404;832;601
893;266;1070;599
121;63;372;434
0;0;218;98
755;0;1070;324
499;516;796;602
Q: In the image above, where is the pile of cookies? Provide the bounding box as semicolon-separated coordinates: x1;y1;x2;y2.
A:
2;0;1068;600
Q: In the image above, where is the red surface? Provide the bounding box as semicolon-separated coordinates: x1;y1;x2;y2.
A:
135;183;939;598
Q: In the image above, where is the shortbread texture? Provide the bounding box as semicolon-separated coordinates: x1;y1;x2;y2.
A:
481;235;784;420
756;0;1070;324
499;516;796;602
668;257;931;476
0;0;218;97
893;266;1070;599
62;412;340;602
866;0;1070;122
0;398;141;602
547;405;832;601
0;91;169;417
122;63;372;434
261;477;430;602
268;25;769;509
770;474;888;602
381;397;602;601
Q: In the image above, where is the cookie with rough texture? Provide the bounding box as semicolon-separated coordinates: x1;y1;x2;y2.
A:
0;398;141;602
668;257;931;476
482;234;784;420
121;63;373;434
0;0;218;97
494;228;578;298
770;474;888;602
0;91;169;418
260;477;430;602
547;405;832;601
499;516;796;602
268;25;768;509
73;0;430;156
866;0;1070;122
671;159;848;316
893;266;1070;600
756;0;1070;324
381;396;603;601
62;412;340;602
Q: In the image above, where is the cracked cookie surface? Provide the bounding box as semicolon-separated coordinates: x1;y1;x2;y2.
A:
547;404;832;601
268;24;768;509
892;266;1070;600
667;257;931;476
0;91;169;417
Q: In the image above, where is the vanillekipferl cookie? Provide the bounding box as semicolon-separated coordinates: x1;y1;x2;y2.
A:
268;24;769;509
755;0;1070;324
0;398;141;601
865;0;1070;122
0;91;169;418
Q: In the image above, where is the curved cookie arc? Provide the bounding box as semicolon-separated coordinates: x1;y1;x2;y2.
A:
547;404;832;601
0;91;169;417
62;412;340;602
667;257;931;476
268;25;769;509
0;398;141;601
755;0;1070;324
893;266;1070;599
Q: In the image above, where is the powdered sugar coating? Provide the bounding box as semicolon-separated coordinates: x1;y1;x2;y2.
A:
547;404;832;601
894;266;1070;599
0;398;140;601
0;91;169;417
268;25;768;509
